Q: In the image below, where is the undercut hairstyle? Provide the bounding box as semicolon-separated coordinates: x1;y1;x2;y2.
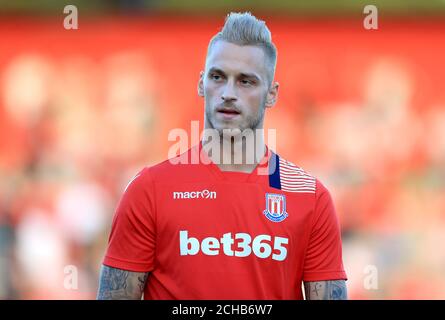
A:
207;12;277;87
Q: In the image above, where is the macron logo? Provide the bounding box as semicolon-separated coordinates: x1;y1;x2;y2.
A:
173;189;217;200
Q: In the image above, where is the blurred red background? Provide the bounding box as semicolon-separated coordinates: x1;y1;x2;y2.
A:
0;16;444;299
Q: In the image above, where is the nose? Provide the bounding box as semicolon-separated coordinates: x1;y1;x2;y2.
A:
221;80;237;102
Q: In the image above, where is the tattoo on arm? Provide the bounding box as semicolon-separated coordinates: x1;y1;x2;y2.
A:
303;280;347;300
97;265;149;300
137;274;149;293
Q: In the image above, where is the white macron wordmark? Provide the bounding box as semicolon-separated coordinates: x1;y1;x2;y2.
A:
173;189;217;199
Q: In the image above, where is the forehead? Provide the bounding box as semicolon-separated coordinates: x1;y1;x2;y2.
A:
206;41;267;79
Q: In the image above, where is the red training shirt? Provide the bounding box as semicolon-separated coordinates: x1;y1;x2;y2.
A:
103;143;347;299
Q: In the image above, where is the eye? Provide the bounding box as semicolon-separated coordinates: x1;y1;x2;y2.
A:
240;79;254;86
210;73;222;81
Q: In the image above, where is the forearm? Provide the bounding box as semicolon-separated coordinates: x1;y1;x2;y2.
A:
303;280;348;300
97;265;149;300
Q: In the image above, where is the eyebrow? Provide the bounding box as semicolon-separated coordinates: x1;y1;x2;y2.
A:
208;67;261;82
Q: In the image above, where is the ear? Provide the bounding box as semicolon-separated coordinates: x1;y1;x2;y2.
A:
265;81;279;108
197;70;205;97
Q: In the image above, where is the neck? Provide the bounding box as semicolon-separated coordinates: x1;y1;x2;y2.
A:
202;128;266;174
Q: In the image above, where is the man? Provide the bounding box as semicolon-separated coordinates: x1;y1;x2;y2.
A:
97;12;347;300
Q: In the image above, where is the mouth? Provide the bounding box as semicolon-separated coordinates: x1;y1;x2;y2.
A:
216;108;241;120
216;108;241;116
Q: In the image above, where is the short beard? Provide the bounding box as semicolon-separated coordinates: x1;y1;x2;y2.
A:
205;101;266;138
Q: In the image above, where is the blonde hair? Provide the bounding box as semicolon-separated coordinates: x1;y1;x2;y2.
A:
207;12;277;87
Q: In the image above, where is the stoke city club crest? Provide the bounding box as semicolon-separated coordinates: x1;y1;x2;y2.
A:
263;193;288;222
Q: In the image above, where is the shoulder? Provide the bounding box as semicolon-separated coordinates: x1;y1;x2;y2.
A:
120;153;190;202
276;154;332;198
277;156;340;230
277;155;318;193
130;146;200;186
